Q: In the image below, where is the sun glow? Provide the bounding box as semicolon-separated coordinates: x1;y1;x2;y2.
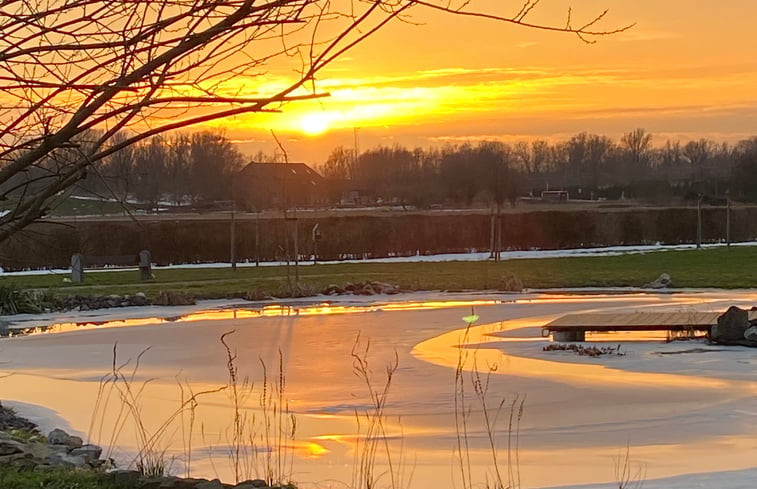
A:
299;112;331;135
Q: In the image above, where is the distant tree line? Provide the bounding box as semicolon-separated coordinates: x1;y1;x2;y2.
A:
0;130;247;212
322;129;757;207
92;131;248;209
9;128;757;213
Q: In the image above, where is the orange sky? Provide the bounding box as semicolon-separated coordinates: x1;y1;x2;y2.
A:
203;0;757;164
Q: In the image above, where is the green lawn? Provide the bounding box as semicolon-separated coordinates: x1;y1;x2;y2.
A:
2;246;756;300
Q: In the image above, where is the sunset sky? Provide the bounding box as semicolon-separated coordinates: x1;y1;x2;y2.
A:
207;0;757;164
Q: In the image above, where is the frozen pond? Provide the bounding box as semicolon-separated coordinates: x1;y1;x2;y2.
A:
2;291;757;488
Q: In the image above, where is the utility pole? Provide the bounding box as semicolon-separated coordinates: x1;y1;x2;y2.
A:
293;207;299;283
255;210;260;266
726;193;731;249
312;223;320;264
230;178;237;271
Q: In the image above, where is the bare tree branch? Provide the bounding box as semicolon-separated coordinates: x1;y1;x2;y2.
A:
0;0;631;241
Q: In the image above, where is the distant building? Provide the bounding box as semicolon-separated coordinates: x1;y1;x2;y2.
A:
236;162;324;211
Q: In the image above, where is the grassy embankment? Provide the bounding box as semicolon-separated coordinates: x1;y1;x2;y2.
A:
1;246;755;300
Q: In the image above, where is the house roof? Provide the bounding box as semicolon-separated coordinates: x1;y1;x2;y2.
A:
239;162;323;184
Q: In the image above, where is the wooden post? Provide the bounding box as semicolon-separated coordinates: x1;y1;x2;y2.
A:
495;203;502;262
293;217;299;283
255;211;260;266
312;223;320;264
230;199;236;272
489;209;496;259
696;196;703;249
726;196;731;249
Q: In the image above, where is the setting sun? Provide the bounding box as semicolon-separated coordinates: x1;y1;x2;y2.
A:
299;112;331;135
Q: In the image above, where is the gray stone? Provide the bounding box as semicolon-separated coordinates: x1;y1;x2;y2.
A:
163;478;209;489
712;306;750;344
110;469;141;487
195;479;225;489
0;439;24;456
156;477;181;488
47;428;71;445
235;480;268;488
0;453;27;464
370;281;399;294
46;444;69;454
46;451;88;467
69;443;102;461
10;455;37;470
323;284;344;295
67;435;84;448
643;273;673;289
745;325;757;342
133;292;149;306
140;477;165;489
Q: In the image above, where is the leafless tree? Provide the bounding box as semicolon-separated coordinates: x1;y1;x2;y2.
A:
684;138;714;184
0;0;631;242
621;127;653;177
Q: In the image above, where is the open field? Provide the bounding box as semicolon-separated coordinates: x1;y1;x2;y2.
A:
2;246;757;299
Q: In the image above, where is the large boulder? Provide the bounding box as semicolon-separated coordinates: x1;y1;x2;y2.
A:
69;444;102;462
47;428;72;446
712;306;751;345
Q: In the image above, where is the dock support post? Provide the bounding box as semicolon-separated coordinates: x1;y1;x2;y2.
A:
553;330;586;342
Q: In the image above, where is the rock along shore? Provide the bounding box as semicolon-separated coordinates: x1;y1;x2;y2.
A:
0;402;292;488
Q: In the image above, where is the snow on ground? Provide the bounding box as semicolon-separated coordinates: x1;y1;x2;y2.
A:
2;290;757;488
3;240;756;275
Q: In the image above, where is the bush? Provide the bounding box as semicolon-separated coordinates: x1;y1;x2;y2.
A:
0;285;50;315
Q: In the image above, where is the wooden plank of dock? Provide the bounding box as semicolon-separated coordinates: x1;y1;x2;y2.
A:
543;310;757;341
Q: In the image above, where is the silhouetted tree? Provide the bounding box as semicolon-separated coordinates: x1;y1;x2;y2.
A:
0;0;631;242
621;128;653;178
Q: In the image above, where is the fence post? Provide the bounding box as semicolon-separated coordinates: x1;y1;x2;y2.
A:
139;250;152;281
726;196;731;249
696;196;703;249
71;254;84;283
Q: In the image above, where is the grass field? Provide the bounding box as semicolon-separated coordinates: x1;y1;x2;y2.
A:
1;246;756;300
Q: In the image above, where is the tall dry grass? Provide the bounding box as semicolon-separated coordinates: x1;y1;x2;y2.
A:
350;334;412;489
220;330;296;486
454;310;525;489
89;344;225;477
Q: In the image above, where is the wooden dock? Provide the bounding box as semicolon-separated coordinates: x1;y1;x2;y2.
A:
543;311;757;342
